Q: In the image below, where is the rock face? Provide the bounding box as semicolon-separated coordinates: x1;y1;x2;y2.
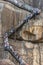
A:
33;0;43;10
9;39;33;65
0;1;43;65
0;1;29;59
0;59;15;65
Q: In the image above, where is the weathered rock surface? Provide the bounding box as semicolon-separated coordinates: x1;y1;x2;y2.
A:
0;1;43;65
0;59;15;65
